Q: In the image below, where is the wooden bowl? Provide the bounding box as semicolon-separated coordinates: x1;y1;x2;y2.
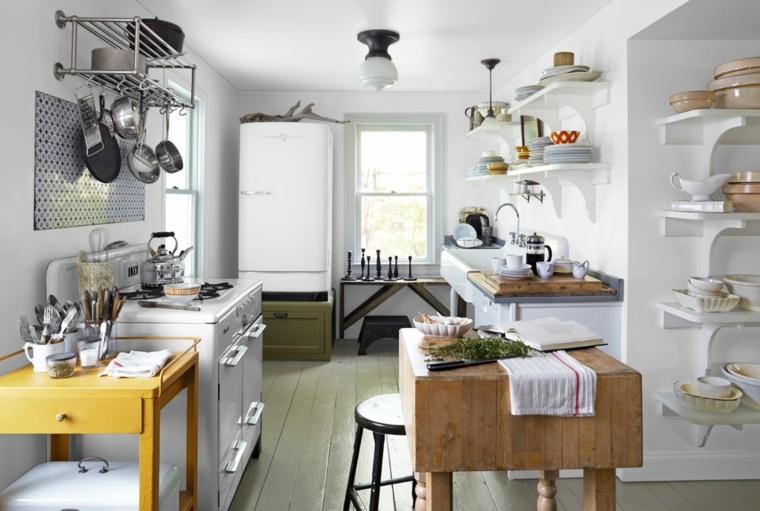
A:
714;56;760;79
669;90;715;113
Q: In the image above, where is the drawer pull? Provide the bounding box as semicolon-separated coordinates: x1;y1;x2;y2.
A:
273;312;288;318
56;413;67;422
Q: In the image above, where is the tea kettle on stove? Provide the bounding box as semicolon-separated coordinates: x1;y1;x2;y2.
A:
139;231;194;288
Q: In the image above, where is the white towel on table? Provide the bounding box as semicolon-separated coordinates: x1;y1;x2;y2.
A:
499;351;596;416
99;350;173;378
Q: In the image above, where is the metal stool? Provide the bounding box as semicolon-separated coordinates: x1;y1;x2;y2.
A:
357;315;411;355
344;394;415;511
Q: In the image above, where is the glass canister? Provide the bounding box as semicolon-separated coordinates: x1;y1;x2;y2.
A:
46;352;76;379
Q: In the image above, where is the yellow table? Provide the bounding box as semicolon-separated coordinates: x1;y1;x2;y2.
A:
399;328;642;511
0;340;199;511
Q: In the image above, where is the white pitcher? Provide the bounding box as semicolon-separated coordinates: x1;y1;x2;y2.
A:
572;260;589;279
24;342;65;372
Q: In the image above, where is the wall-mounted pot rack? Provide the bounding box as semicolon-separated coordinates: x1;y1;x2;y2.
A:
53;10;196;110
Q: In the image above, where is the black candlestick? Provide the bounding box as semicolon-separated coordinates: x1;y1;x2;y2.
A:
364;255;373;281
404;255;417;281
375;250;382;279
394;256;399;279
344;251;356;280
387;256;393;280
360;254;366;279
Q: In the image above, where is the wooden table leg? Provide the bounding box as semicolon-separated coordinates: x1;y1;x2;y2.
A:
49;434;69;461
583;468;615;511
138;399;159;511
537;470;558;511
423;472;453;511
408;283;449;315
186;362;199;510
339;282;345;338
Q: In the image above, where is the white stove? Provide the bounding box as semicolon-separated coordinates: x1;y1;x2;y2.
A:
46;245;265;511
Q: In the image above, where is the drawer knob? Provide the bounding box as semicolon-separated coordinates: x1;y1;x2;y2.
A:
55;413;67;422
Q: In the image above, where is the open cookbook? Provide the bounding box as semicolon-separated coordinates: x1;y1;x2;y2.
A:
477;317;605;352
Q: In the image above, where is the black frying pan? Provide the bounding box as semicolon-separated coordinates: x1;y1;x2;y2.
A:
85;107;121;184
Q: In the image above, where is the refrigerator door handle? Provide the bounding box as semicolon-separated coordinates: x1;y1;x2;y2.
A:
240;190;271;196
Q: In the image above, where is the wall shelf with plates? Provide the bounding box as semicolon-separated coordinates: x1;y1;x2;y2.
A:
655;108;760;447
465;163;610;221
508;81;611;138
53;11;196;110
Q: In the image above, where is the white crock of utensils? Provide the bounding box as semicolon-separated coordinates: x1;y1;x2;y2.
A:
89;227;109;262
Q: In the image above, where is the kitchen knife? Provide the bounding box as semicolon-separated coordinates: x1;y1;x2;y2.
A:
426;359;498;371
138;300;201;312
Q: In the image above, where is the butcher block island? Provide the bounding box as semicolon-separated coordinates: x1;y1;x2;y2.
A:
398;328;642;511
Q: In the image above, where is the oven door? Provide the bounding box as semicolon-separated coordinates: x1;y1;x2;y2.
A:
241;316;266;459
218;337;247;510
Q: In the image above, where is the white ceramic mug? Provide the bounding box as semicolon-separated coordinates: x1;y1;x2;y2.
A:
572;260;590;279
536;261;554;279
506;254;524;269
23;342;65;372
491;257;506;272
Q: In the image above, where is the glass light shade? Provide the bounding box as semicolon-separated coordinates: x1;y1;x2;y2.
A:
358;56;398;91
479;115;499;131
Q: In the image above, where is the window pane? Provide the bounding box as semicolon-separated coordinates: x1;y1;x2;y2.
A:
164;109;189;190
359;131;427;193
166;193;196;277
361;195;427;259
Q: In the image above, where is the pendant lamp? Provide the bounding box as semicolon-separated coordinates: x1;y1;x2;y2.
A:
357;29;400;91
480;58;501;130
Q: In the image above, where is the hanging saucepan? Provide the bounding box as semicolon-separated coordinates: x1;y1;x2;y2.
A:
84;98;121;183
155;109;183;173
127;105;160;184
110;95;140;139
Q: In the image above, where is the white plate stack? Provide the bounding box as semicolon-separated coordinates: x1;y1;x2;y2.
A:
538;65;602;86
528;136;553;165
514;84;543;102
474;154;506;175
543;144;594;164
498;264;533;280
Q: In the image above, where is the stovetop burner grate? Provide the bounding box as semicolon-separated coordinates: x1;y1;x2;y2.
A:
121;282;234;301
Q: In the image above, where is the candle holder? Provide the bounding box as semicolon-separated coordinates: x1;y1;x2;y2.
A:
343;251;357;280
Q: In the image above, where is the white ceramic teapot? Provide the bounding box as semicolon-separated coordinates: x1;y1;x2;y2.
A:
669;172;733;201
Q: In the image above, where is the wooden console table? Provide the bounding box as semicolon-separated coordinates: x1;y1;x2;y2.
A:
398;328;642;511
339;277;450;338
0;341;199;511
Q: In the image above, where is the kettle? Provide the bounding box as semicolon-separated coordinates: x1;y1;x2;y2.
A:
139;231;194;288
525;232;552;275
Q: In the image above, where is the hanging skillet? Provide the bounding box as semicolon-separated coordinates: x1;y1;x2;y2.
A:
84;97;121;184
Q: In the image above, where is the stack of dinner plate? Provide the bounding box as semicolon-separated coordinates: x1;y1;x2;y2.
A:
475;154;506;175
528;136;553;165
543;144;594;164
514;84;543;101
498;264;533;280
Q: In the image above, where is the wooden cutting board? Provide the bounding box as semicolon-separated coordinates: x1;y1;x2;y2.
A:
468;270;616;297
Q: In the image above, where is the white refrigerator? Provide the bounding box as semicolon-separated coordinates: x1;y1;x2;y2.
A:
238;122;333;293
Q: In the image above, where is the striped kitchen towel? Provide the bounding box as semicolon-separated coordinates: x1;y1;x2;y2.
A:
99;350;173;378
498;351;596;416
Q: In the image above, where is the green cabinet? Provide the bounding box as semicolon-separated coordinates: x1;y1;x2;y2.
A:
263;294;333;361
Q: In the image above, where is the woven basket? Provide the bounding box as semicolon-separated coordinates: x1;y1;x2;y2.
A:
77;250;114;294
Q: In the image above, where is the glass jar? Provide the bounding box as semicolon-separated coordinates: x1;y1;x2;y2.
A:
46;352;76;379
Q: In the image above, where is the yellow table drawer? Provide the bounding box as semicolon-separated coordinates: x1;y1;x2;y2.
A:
0;397;142;434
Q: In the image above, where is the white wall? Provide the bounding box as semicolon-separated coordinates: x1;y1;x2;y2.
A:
0;0;239;488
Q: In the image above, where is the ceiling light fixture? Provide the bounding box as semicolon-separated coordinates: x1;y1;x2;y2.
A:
480;58;501;130
357;29;400;92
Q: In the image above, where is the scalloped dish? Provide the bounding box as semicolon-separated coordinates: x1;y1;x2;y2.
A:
413;316;473;338
672;289;740;312
673;380;742;413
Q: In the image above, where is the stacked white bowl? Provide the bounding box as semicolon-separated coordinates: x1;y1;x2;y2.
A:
722;362;760;410
686;276;724;297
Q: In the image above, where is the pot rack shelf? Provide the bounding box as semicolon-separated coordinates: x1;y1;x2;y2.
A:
53;10;196;110
655;108;760;447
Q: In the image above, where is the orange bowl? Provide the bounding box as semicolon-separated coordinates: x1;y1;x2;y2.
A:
550;130;580;144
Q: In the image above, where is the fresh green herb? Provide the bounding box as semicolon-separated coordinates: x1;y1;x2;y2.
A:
423;336;532;361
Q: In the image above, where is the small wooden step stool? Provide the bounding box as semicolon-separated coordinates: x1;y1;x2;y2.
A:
356;315;411;355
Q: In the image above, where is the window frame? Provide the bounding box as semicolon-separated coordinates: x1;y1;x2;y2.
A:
164;81;204;277
344;113;444;265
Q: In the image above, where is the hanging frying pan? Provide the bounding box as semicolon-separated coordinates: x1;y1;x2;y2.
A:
84;102;121;183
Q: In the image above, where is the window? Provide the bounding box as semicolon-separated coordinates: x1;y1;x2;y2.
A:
345;114;444;265
164;83;203;277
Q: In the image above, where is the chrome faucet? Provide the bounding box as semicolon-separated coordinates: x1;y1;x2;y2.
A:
495;202;520;245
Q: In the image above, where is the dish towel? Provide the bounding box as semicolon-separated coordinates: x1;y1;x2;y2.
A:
499;351;597;416
99;350;173;378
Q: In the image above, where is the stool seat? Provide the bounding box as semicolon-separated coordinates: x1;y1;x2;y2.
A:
344;394;415;511
356;394;406;435
357;315;411;355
